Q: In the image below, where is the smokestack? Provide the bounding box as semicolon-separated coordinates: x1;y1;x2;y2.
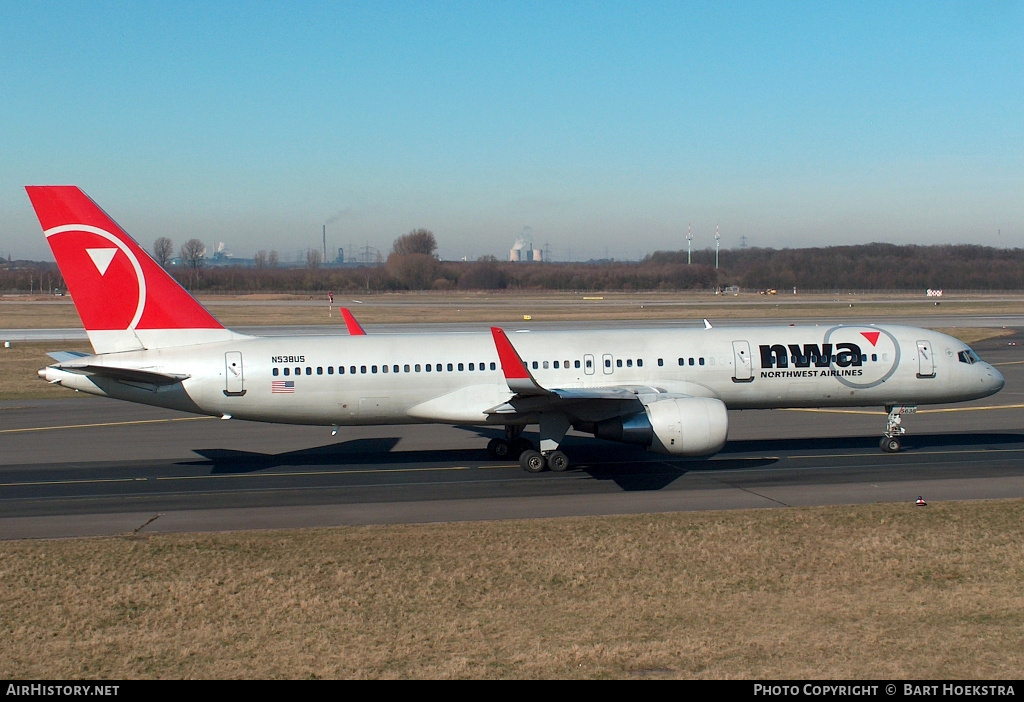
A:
323;225;327;263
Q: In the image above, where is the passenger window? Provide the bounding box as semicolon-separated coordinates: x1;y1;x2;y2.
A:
447;363;454;371
425;364;431;372
553;361;559;369
678;358;684;366
272;367;279;376
305;367;312;375
626;359;633;368
360;366;367;374
637;359;643;367
371;365;377;374
458;363;464;371
404;365;411;372
575;360;581;369
616;359;622;368
328;366;333;375
699;358;705;366
415;364;421;372
382;365;388;373
469;363;475;371
490;362;496;370
543;361;549;369
350;366;356;375
658;359;664;367
317;367;323;375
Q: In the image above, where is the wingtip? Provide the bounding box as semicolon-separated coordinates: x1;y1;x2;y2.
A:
341;308;367;335
490;326;530;380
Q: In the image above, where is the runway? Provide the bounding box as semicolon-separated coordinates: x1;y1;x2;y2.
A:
2;333;1023;540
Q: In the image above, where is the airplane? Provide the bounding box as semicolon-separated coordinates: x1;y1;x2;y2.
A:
27;185;1006;473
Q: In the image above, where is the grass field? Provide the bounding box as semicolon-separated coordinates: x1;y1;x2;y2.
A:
1;501;1022;679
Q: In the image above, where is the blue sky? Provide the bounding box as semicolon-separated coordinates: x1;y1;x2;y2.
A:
2;1;1022;262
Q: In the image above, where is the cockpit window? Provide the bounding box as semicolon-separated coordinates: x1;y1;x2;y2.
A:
958;349;982;365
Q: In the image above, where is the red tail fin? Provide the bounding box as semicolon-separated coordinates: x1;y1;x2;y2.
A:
26;186;230;353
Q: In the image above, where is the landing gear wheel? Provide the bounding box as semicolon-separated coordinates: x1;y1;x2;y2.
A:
547;450;570;472
487;438;511;460
520;449;547;473
880;436;901;453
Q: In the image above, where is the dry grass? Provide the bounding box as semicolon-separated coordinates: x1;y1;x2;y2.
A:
1;500;1021;679
0;342;93;400
930;327;1015;346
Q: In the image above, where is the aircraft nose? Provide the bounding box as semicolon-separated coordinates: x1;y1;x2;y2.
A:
987;364;1005;392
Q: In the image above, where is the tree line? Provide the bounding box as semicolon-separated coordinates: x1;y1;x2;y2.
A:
3;238;1024;293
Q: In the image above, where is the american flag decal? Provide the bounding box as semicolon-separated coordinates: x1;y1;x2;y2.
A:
271;380;295;394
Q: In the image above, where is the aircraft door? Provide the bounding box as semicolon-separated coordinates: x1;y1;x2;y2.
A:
584;353;595;376
602;353;614;375
732;341;753;383
916;340;935;378
224;352;245;395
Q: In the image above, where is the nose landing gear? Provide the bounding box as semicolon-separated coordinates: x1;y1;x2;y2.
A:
880;405;916;453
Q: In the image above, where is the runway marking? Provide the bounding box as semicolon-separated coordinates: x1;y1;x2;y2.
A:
0;416;216;434
155;464;478;481
0;477;140;488
781;404;1024;416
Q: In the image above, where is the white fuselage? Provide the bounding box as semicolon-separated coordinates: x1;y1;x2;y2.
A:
43;323;1004;428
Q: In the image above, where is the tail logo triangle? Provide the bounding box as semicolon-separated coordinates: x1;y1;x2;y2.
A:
86;248;117;276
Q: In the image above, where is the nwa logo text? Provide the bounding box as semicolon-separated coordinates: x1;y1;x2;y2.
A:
759;343;864;369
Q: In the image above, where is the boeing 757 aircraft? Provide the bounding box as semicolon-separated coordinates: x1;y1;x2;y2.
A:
27;186;1005;472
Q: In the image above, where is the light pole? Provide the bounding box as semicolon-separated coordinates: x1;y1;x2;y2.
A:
686;223;693;265
714;224;720;270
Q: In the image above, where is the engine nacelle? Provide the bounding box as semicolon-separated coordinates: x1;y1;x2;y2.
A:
592;397;728;456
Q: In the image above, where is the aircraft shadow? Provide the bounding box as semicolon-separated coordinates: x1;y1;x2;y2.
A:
719;431;1024;455
184;431;1024;492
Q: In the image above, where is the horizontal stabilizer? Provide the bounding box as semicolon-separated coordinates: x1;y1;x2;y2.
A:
54;363;190;386
47;351;90;363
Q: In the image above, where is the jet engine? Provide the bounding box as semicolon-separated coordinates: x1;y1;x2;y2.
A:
591;397;728;456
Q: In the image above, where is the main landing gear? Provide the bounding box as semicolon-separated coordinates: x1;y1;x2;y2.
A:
880;405;916;453
486;426;534;461
518;449;570;473
487;419;573;473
